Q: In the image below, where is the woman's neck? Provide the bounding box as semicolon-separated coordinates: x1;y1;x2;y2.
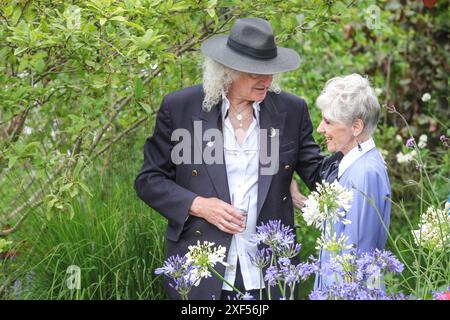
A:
341;134;370;155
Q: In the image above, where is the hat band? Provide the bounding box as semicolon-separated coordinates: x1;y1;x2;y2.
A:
227;37;277;60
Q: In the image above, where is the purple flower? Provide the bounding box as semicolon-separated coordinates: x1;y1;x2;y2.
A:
406;137;415;148
278;242;302;258
155;255;188;278
264;266;280;286
248;248;271;269
356;249;404;282
236;292;255;300
309;289;328;300
252;220;295;247
155;254;200;298
297;262;317;281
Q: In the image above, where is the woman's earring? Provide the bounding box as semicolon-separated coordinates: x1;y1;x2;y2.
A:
357;138;362;152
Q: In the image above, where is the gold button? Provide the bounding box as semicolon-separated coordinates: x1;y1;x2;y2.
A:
284;164;290;170
192;169;198;176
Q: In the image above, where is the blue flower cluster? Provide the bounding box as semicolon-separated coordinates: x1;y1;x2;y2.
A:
154;255;199;299
310;249;407;300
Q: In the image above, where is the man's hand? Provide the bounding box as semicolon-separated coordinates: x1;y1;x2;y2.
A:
290;179;307;210
189;196;246;234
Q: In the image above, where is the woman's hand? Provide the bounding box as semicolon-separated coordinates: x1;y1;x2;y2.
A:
290;179;307;210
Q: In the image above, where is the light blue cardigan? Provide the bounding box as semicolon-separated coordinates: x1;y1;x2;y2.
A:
315;148;391;289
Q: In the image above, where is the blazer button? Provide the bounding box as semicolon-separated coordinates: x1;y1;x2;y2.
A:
192;169;198;176
284;164;290;170
195;230;202;236
282;196;288;201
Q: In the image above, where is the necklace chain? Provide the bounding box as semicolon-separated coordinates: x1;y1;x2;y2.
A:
229;106;252;128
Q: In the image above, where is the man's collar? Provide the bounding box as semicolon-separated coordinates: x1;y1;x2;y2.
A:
221;92;261;124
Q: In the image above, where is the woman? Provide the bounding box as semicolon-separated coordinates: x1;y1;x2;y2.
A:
295;74;391;289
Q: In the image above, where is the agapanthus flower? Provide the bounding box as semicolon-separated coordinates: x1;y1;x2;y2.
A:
406;137;415;149
248;248;271;269
310;281;406;300
301;180;353;231
412;203;450;251
264;265;280;286
315;233;353;252
356;249;404;284
155;255;201;297
252;220;295;254
277;242;302;258
186;241;229;279
235;292;255;300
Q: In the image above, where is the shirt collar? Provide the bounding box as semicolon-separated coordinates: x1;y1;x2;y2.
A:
338;138;376;178
221;92;261;125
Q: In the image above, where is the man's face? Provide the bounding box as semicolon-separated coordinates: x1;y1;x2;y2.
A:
228;73;273;102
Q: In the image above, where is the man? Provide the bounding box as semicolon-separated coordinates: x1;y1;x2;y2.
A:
135;17;340;300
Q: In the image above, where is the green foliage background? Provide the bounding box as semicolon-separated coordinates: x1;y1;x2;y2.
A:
0;0;448;299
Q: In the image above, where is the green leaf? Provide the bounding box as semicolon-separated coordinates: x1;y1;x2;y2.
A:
60;182;74;192
139;102;152;115
124;21;145;32
99;17;107;26
67;203;75;219
32;58;46;74
12;7;22;26
206;8;216;18
134;76;144;100
110;16;126;22
14;47;28;56
8;156;18;169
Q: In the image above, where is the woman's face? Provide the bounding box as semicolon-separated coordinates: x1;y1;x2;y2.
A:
317;114;356;154
228;73;273;103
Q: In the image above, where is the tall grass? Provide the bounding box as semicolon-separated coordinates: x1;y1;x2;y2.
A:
6;152;168;299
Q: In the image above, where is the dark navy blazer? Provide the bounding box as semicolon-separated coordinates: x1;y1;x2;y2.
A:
135;85;341;299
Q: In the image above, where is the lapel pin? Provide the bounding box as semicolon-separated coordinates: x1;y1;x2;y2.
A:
269;127;277;138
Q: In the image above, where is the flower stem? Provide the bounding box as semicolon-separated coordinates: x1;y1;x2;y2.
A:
208;266;243;295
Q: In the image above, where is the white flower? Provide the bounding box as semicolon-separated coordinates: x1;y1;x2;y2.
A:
395;135;403;142
418;134;428;149
186;241;229;279
412;203;450;251
396;150;417;164
23;126;32;135
315;233;353;252
421;93;431;102
301;180;353;231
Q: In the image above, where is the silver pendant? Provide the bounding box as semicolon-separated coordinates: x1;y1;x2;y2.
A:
236;114;243;121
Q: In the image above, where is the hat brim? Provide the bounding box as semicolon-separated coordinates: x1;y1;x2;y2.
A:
201;35;300;75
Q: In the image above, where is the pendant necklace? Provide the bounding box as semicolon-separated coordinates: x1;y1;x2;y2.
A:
230;105;250;128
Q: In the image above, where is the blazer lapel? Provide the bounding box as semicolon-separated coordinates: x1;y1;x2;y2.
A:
257;94;287;216
192;103;231;204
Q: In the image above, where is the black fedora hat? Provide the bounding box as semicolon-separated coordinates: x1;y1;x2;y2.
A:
201;17;300;74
